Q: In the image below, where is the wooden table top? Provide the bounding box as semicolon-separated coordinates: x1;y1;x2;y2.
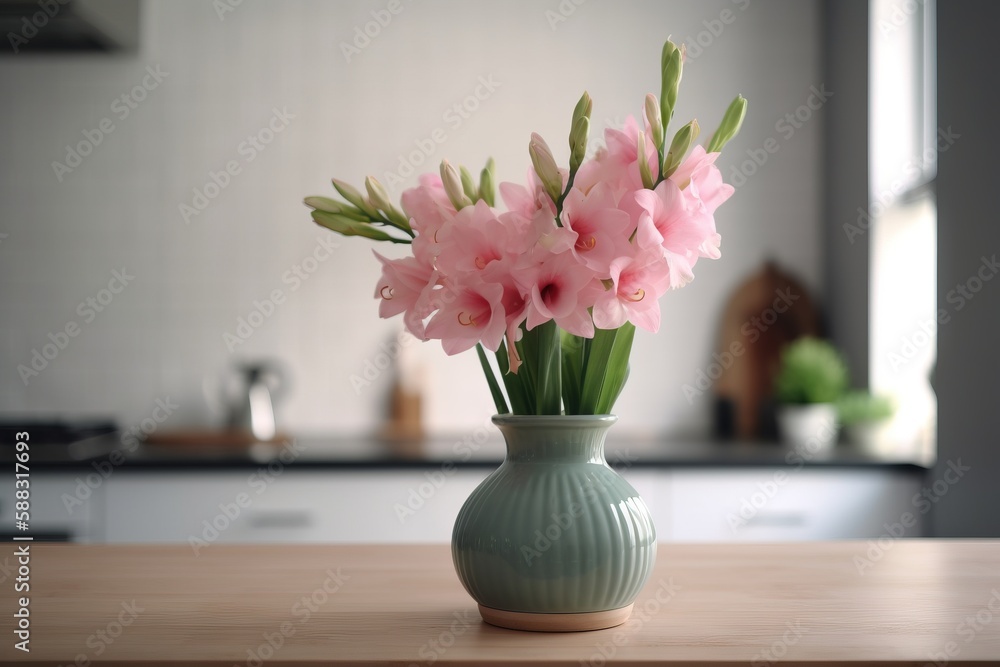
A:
3;541;999;665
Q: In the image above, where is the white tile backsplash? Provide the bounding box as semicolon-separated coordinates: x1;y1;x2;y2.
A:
0;0;823;436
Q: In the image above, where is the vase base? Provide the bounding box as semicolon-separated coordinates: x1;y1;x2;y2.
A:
478;603;633;632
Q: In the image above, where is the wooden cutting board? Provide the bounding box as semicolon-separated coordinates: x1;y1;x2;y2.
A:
714;262;821;439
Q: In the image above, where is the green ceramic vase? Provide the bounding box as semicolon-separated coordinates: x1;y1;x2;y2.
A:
452;415;657;631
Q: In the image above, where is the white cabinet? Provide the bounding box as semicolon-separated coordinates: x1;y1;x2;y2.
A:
102;469;491;544
30;465;924;544
664;468;925;541
0;473;98;541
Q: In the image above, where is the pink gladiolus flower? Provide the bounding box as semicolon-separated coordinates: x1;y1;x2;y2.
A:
516;251;599;338
482;258;528;374
373;251;438;339
400;174;457;263
499;169;561;218
435;200;511;276
633;180;717;288
560;182;634;276
574;116;658;197
592;248;672;332
669;145;734;215
424;280;506;355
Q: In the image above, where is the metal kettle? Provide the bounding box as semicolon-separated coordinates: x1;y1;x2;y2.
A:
225;361;285;441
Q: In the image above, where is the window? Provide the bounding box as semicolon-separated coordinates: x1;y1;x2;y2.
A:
869;0;937;459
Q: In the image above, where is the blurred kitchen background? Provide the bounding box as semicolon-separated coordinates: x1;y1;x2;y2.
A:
1;0;998;542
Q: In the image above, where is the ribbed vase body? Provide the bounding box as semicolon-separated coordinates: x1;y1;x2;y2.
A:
452;415;656;613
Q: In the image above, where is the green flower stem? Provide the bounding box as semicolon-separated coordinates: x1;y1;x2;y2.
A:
496;341;531;415
476;343;509;415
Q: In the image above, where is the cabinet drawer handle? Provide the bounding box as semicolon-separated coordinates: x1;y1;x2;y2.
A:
743;512;807;527
247;510;313;529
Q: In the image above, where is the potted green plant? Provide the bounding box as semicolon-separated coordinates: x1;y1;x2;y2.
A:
838;391;895;454
773;337;848;452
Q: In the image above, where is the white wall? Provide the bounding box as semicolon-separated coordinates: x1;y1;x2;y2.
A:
0;0;822;437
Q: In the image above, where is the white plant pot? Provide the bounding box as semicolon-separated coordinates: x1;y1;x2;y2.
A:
845;420;892;456
776;404;839;454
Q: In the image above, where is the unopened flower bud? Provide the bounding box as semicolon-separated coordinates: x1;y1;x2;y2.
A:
459;166;478;201
332;178;379;218
479;157;496;207
440;159;472;210
365;176;394;213
659;40;684;130
572;91;593;124
529;133;563;203
662;119;700;178
365;176;411;230
637;131;655;190
707;94;747;154
569;116;590;173
645;93;664;151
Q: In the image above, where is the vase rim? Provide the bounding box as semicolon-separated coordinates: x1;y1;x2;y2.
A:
492;414;617;426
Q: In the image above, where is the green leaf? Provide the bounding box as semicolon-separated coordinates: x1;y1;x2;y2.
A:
513;335;536;412
579;323;635;415
560;331;584;415
595;323;635;414
496;340;531;415
476;344;509;414
520;321;561;415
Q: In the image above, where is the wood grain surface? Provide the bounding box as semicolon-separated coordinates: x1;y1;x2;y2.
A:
2;541;999;665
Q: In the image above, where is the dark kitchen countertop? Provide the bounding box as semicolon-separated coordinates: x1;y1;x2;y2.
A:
19;431;934;472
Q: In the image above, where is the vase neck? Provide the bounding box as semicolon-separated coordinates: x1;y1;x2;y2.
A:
492;415;616;464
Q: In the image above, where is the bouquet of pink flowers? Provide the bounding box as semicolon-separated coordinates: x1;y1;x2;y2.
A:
306;39;746;416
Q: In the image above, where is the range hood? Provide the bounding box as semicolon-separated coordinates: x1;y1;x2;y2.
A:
1;0;139;54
